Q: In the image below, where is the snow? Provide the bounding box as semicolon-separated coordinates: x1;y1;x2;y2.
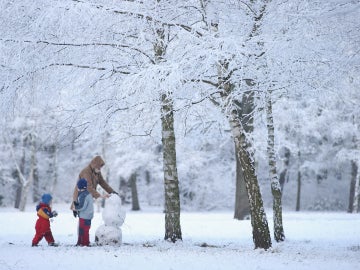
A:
0;204;359;270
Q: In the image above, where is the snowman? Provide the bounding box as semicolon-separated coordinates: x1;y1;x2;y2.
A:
95;194;126;246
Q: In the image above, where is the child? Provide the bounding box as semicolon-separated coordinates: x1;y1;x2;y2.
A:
73;178;94;246
32;193;58;247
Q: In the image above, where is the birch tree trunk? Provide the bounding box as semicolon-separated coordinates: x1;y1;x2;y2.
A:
154;23;182;242
266;92;285;242
161;92;182;242
228;108;271;249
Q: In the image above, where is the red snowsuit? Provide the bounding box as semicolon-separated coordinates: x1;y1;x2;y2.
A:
77;218;91;246
32;203;55;246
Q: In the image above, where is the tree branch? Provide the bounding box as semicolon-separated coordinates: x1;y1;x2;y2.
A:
49;63;131;74
0;38;155;65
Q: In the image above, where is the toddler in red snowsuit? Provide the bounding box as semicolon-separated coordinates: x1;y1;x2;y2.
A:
32;193;58;247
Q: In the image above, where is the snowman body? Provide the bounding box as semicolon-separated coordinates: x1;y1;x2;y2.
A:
95;195;126;246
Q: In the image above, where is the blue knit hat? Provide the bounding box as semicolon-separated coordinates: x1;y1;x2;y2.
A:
41;193;52;205
77;178;88;190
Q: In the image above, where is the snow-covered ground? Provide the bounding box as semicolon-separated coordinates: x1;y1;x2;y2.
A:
0;204;359;270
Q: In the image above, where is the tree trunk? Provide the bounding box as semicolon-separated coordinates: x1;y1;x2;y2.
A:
49;142;58;195
32;139;39;202
161;92;182;242
145;170;151;185
348;160;360;213
228;110;271;249
296;151;301;211
234;90;253;220
279;147;290;193
355;182;360;213
130;172;140;211
19;134;36;211
13;138;25;209
296;171;301;211
13;170;22;209
234;148;250;220
348;160;357;213
32;168;39;202
352;162;360;213
266;92;285;242
154;22;182;242
18;174;32;212
119;176;128;205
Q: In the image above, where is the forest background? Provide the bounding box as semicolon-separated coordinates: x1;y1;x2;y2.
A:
0;0;359;216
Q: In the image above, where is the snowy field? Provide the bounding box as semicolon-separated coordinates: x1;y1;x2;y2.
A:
0;204;359;270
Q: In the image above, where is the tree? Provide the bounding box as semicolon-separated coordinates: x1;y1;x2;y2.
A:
245;0;285;242
153;2;182;240
5;127;37;211
176;0;274;249
217;59;271;249
265;91;285;241
215;0;273;249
